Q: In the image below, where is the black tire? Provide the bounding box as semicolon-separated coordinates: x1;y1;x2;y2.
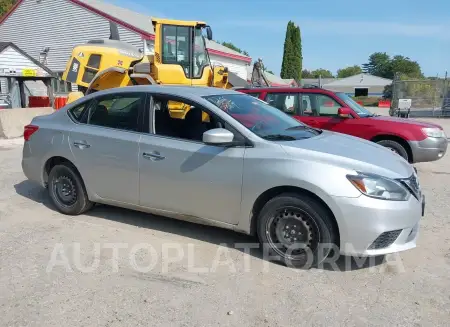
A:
48;164;93;215
257;193;337;268
376;139;409;161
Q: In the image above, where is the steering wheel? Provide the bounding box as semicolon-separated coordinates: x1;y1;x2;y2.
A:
251;120;266;132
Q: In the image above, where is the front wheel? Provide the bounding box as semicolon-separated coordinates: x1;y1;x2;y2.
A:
376;139;409;161
48;164;93;215
257;193;337;268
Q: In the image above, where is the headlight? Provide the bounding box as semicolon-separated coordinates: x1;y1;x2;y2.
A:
347;173;410;201
422;127;446;138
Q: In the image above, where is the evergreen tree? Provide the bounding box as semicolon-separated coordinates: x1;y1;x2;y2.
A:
281;21;302;80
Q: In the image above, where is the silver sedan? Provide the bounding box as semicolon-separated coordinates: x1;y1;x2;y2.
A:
22;86;425;267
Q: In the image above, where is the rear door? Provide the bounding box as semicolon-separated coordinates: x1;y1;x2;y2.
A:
68;92;145;205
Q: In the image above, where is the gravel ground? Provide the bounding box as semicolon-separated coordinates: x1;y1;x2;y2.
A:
0;138;449;327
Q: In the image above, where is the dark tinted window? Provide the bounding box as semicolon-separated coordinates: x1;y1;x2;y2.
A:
265;93;299;115
87;54;102;69
88;93;144;131
247;93;260;98
81;68;97;84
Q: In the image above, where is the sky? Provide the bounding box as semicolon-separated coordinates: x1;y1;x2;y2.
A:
107;0;449;77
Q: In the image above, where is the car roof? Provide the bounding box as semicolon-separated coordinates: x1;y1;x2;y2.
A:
91;85;241;98
239;86;339;94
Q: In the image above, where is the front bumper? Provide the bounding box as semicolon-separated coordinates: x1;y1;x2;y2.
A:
409;137;448;163
330;192;424;256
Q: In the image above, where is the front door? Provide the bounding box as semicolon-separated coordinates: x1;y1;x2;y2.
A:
298;93;350;130
139;95;245;225
69;92;145;205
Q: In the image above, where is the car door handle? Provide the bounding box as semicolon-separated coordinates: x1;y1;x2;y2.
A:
73;141;91;149
143;152;165;161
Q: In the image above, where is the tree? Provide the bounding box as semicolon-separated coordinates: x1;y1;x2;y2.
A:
302;69;314;78
0;0;16;17
337;65;362;78
219;41;249;57
363;52;423;79
362;52;391;78
310;69;333;78
390;55;422;79
280;21;302;80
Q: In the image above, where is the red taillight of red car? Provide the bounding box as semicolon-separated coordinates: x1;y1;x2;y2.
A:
24;125;39;141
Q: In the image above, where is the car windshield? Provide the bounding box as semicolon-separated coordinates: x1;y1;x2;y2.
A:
204;94;321;141
335;92;375;117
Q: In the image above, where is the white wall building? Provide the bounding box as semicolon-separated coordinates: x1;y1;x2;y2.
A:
0;0;252;92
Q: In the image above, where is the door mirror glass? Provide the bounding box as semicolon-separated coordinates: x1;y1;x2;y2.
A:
203;128;234;145
338;107;352;118
205;26;213;41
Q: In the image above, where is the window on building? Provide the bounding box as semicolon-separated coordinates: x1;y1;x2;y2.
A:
87;93;144;131
162;25;191;77
264;93;299;115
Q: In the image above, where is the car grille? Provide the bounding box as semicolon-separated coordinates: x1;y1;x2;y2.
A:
399;173;421;200
368;230;402;250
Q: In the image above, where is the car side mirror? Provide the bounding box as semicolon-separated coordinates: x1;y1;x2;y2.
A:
203;128;234;146
338;107;352;118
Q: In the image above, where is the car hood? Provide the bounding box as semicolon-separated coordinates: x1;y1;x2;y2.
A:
281;131;414;179
369;115;443;128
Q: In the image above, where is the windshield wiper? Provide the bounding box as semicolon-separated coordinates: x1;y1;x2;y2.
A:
285;124;320;133
262;134;296;141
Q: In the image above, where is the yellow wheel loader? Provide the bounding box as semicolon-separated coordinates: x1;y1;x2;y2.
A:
62;17;269;119
62;18;234;119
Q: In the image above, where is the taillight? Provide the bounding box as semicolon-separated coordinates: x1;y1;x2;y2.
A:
24;125;39;141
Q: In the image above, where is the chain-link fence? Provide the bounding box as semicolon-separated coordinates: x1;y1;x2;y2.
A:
391;75;449;117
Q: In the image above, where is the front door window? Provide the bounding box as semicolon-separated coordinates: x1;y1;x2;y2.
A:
300;94;342;117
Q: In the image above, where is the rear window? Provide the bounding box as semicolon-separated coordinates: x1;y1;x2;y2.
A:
68;102;89;122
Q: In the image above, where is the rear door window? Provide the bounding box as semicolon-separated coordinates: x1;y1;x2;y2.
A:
68;102;90;123
87;93;145;131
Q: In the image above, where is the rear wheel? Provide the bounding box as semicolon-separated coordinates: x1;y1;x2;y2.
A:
48;164;93;215
376;139;409;161
257;193;337;268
